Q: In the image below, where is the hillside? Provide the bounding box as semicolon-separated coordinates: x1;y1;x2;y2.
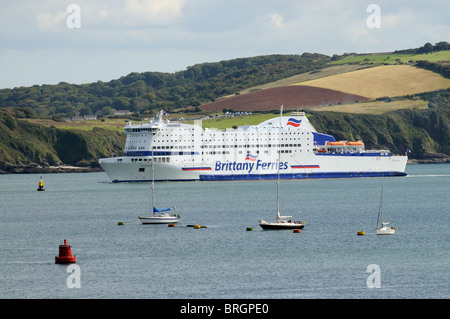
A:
0;53;330;117
201;85;369;111
308;102;450;161
199;47;450;113
0;108;125;173
293;65;450;99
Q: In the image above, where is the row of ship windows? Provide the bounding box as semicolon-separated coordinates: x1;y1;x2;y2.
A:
126;144;308;151
126;149;298;160
131;130;311;136
157;144;303;149
129;158;170;163
128;135;310;142
155;137;310;143
126;150;300;164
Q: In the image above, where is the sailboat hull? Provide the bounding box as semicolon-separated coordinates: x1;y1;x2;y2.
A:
259;220;305;230
138;215;180;224
376;227;395;235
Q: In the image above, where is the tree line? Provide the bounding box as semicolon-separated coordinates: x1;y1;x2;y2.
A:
0;53;330;118
394;41;450;54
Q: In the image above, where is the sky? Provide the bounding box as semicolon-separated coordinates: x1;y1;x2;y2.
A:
0;0;449;89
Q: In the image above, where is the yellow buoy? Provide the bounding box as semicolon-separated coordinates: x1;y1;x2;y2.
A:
246;227;253;231
357;231;365;236
117;222;124;226
37;176;45;191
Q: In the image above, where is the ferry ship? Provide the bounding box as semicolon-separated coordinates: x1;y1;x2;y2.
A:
99;110;407;182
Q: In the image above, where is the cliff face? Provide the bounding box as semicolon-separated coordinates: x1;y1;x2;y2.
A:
0;111;125;173
308;105;450;161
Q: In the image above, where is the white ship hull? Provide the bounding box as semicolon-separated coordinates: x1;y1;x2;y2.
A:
100;153;407;182
99;111;408;182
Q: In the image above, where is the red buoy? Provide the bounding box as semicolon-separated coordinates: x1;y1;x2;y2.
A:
55;239;76;264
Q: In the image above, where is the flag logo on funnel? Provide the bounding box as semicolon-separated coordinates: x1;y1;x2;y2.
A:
287;118;301;127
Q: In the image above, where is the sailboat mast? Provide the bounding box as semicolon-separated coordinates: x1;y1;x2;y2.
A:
380;175;384;222
276;105;283;219
377;175;384;226
152;148;156;214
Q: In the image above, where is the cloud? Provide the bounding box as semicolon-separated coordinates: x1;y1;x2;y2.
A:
1;0;449;88
269;13;284;29
30;0;186;34
36;10;68;31
123;0;186;26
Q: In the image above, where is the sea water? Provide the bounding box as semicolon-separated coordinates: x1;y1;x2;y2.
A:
0;164;449;299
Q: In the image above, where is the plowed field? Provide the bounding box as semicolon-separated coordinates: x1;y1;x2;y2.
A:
201;85;369;111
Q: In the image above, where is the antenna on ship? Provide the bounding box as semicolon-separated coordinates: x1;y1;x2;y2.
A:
279;104;283;125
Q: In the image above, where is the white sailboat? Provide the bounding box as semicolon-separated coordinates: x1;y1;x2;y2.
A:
138;152;180;224
259;106;305;230
376;176;395;235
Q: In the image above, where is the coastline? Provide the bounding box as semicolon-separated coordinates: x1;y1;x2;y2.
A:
0;165;103;174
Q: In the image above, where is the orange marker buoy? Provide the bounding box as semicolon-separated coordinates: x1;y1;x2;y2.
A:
293;229;301;233
55;239;76;264
168;224;175;227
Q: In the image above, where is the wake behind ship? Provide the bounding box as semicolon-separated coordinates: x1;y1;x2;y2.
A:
99;110;407;182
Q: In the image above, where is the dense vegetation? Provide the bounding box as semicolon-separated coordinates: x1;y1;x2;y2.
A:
309;89;450;160
0;108;125;173
0;53;330;118
415;60;450;79
394;41;450;54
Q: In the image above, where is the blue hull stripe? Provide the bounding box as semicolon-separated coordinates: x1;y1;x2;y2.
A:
315;153;391;157
199;171;407;181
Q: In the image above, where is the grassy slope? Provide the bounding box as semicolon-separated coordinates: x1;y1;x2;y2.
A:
0;110;125;171
312;99;429;114
238;64;372;94
290;65;450;99
328;50;450;65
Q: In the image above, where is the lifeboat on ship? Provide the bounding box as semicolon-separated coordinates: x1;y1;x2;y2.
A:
346;141;364;146
327;141;346;146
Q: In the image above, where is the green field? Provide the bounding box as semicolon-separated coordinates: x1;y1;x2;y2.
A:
200;113;280;129
312;99;429;114
329;50;450;65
